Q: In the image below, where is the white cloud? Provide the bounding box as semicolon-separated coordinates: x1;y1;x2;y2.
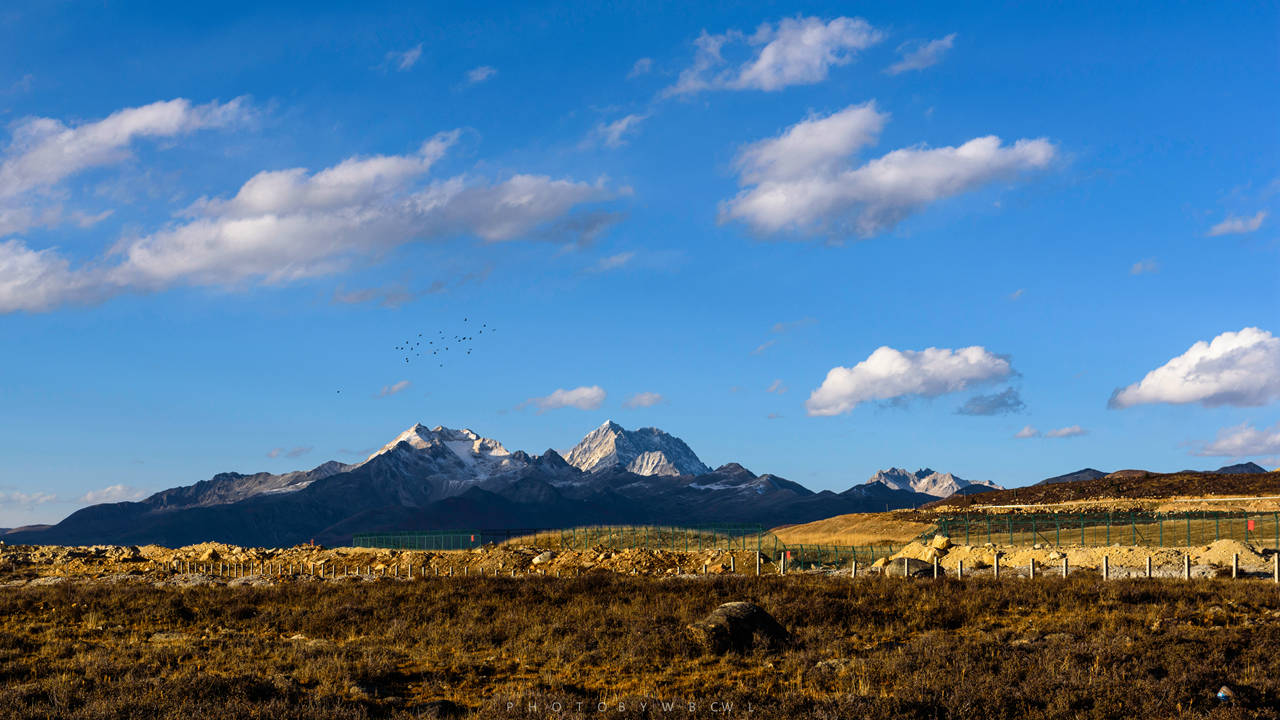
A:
0;490;58;506
378;380;412;397
1197;421;1280;457
0;97;249;201
665;16;882;96
587;251;635;273
0;130;613;313
886;34;956;75
77;484;147;504
771;317;816;333
1109;327;1280;409
465;66;498;85
751;340;776;355
1014;425;1039;439
1044;425;1087;438
1130;258;1159;275
806;344;1013;416
628;58;653;78
956;387;1025;415
766;379;787;394
722;103;1056;238
1009;288;1025;300
387;44;423;71
0;97;250;240
591;114;648;148
525;385;606;412
1207;211;1266;236
623;391;665;408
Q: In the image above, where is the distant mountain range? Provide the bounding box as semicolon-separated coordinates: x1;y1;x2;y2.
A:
1038;462;1269;485
7;421;964;548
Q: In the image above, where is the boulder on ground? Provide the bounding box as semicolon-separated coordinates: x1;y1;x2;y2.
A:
686;601;790;654
930;535;952;550
884;557;945;578
199;548;220;562
532;551;554;565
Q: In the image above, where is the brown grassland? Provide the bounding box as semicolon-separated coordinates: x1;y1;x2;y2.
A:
1;572;1278;719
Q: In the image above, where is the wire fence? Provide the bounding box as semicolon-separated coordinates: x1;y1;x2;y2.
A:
933;511;1280;549
352;525;904;567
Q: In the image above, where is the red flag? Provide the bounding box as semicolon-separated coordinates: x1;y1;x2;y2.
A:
470;534;475;542
1247;520;1255;531
786;551;791;559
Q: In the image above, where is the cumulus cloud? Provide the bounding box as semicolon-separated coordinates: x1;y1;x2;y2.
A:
1014;425;1039;439
77;484;147;504
886;34;956;74
0;127;613;313
377;380;412;397
956;387;1025;416
1130;258;1159;275
1197;421;1280;457
387;44;423;71
0;490;58;506
1207;211;1266;236
623;391;665;408
465;66;497;85
665;16;882;96
806;344;1013;416
1044;425;1087;438
1109;327;1280;409
0;97;249;241
525;385;606;412
628;58;653;78
589;114;648;148
721;103;1055;238
0;97;249;201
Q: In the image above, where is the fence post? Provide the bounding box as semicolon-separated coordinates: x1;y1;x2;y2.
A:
1274;553;1279;584
993;553;1000;579
730;555;736;573
1062;557;1068;577
1028;559;1034;579
851;558;857;578
1184;554;1191;580
902;556;908;578
1146;556;1152;579
1102;555;1109;580
1232;553;1238;579
755;552;761;577
1187;515;1192;547
933;557;939;578
957;560;964;579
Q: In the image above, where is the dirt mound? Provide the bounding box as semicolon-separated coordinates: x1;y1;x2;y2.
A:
1195;539;1268;568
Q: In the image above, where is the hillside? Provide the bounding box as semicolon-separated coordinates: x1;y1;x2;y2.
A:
927;470;1280;511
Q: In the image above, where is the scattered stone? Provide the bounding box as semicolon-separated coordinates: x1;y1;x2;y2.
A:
532;551;554;565
930;535;952;550
884;557;944;578
687;601;790;654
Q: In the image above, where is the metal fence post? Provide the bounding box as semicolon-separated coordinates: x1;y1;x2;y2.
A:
1102;555;1109;580
1184;554;1191;580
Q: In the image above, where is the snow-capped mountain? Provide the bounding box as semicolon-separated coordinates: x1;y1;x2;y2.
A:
13;421;936;547
564;420;711;476
865;467;1002;498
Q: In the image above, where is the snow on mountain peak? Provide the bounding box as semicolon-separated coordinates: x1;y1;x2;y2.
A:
367;423;514;469
865;467;1001;497
565;421;711;476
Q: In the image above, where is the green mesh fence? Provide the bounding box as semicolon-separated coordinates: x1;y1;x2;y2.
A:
932;511;1280;549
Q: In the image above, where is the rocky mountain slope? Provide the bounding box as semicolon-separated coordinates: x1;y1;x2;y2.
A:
8;422;938;547
564;421;711;476
864;468;1002;497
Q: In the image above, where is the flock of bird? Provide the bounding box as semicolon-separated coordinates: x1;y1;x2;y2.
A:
394;317;492;368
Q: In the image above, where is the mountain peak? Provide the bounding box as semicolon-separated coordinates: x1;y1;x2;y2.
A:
866;466;1001;498
564;422;710;476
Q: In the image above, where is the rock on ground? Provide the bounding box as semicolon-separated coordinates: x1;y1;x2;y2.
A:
686;601;789;654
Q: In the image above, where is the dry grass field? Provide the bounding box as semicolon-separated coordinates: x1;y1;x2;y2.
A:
1;571;1279;719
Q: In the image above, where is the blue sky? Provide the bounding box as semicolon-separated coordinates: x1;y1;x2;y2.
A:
1;1;1277;526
